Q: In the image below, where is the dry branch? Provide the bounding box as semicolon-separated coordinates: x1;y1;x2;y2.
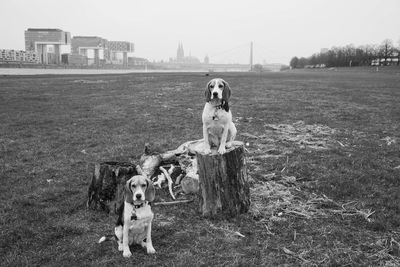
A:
159;166;175;200
153;199;194;206
208;223;246;238
87;140;204;212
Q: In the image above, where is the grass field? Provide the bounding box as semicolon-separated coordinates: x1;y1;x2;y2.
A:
1;68;400;266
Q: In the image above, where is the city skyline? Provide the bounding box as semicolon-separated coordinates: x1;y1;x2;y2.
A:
1;0;400;64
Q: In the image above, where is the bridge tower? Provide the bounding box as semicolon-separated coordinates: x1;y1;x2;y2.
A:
250;41;253;71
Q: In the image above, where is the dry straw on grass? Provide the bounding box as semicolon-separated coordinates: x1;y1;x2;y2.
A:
246;120;400;265
250;180;376;222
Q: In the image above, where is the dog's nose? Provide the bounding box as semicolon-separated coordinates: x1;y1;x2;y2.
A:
212;92;218;97
136;194;142;200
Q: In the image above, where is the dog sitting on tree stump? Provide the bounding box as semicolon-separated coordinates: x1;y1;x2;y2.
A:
199;79;250;218
202;78;237;155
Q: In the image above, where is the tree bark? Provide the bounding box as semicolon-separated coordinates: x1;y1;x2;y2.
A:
87;161;139;213
196;142;250;218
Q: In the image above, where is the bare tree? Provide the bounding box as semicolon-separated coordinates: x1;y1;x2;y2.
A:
397;38;400;65
344;44;356;66
360;45;371;65
379;39;394;65
363;44;380;65
290;39;399;68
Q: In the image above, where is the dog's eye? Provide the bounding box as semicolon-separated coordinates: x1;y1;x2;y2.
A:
141;184;146;188
218;84;223;88
210;84;214;89
132;184;136;188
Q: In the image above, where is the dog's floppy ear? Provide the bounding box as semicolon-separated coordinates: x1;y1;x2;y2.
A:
205;81;212;102
125;178;134;204
222;80;231;101
145;178;156;203
222;80;231;112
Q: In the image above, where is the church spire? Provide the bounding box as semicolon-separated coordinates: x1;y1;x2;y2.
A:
177;42;184;61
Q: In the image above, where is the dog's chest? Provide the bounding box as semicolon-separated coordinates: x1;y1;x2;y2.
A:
203;106;229;125
129;205;153;233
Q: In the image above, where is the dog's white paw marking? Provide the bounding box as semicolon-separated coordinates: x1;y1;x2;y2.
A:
218;146;226;154
123;250;132;258
204;147;212;154
147;246;156;254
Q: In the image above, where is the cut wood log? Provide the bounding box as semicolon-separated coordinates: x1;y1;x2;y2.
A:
178;154;199;194
87;139;251;214
87;161;139;213
195;141;251;218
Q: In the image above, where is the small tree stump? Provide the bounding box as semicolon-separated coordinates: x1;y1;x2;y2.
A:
87;161;139;213
196;142;250;218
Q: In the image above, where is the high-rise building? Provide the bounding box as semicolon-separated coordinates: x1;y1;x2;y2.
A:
24;28;71;64
70;37;134;66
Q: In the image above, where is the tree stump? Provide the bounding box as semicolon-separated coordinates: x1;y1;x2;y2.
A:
196;142;250;218
87;161;139;213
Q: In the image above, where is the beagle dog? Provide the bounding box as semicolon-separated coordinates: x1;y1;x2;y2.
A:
202;78;237;154
98;175;156;257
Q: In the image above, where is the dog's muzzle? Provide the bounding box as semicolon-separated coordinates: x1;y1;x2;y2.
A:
134;193;143;201
210;99;222;108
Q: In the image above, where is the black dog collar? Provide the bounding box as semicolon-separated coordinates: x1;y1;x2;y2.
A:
133;203;145;209
212;105;223;120
130;202;147;220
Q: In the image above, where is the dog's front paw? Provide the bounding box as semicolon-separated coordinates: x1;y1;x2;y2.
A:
118;244;124;251
218;146;226;154
123;250;132;258
226;141;233;148
147;245;156;254
203;145;212;154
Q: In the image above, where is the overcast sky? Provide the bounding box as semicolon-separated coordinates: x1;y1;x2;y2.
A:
1;0;399;64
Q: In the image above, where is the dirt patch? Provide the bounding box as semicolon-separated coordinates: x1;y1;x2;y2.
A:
263;120;337;150
244;120;339;181
243;121;338;174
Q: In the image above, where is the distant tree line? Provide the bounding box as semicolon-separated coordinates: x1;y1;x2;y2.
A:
290;39;400;69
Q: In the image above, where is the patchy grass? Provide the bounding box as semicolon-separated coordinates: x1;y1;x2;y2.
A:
1;69;400;266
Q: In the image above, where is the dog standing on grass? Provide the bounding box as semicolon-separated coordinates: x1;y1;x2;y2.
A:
202;78;237;154
98;175;156;257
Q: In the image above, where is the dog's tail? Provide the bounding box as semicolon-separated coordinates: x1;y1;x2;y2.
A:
98;234;116;244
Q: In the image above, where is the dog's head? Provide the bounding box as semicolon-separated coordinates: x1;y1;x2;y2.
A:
125;175;155;205
205;78;231;111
